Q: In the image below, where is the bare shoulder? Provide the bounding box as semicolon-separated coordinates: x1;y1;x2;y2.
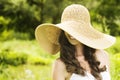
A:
95;49;109;59
95;49;110;68
53;58;66;70
52;58;66;80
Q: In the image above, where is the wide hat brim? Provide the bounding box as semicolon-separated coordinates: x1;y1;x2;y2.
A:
35;21;116;54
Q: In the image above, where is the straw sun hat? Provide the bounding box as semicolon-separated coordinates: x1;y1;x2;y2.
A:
35;4;116;54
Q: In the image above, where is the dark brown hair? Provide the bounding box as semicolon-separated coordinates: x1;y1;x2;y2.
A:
58;30;106;80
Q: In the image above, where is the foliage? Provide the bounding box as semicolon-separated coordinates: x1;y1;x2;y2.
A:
110;53;120;80
0;40;56;80
0;0;120;39
94;0;120;36
0;49;28;66
0;39;119;80
0;0;40;38
0;64;52;80
0;40;56;66
27;55;52;65
0;30;31;41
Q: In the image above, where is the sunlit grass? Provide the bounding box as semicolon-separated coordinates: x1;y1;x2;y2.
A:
0;39;119;80
0;64;53;80
110;53;120;80
0;40;57;80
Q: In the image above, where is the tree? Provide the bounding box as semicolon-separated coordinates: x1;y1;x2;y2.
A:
94;0;120;36
0;0;41;38
0;0;119;39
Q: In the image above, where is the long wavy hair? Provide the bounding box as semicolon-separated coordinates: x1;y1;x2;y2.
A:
58;30;106;80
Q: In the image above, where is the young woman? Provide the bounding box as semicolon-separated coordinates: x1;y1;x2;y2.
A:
52;31;110;80
35;4;116;80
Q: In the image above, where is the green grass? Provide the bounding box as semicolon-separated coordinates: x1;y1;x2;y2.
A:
0;64;52;80
110;53;120;80
0;39;120;80
0;40;58;80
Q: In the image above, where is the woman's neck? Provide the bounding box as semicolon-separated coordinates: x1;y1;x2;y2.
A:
75;43;84;57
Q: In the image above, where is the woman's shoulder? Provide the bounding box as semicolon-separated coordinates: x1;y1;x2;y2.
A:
95;49;110;69
52;58;68;80
53;58;66;68
95;49;109;58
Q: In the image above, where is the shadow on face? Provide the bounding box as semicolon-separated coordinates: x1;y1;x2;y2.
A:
65;32;80;45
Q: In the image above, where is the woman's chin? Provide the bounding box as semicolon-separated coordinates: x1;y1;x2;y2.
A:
70;41;80;45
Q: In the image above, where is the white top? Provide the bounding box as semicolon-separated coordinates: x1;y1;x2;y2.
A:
70;67;111;80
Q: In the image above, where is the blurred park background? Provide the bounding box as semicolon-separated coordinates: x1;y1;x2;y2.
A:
0;0;120;80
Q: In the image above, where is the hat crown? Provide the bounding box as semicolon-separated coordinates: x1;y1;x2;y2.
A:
61;4;90;23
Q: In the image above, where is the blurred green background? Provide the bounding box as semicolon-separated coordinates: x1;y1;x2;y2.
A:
0;0;120;80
